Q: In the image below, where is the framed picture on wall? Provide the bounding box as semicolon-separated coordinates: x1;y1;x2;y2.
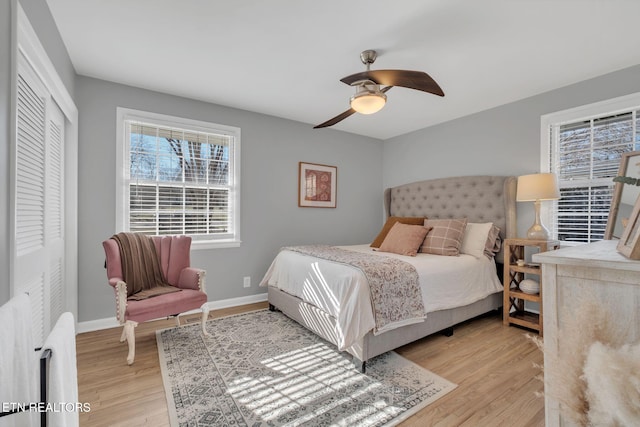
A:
298;162;337;208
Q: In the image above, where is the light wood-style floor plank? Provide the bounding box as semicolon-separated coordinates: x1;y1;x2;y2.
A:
76;303;544;426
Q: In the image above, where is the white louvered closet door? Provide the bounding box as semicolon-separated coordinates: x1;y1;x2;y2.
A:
46;101;65;329
14;53;66;346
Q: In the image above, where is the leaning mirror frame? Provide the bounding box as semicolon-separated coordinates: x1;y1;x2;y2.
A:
616;194;640;259
605;150;640;240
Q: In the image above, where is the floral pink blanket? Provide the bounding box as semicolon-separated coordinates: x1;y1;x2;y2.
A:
283;245;426;334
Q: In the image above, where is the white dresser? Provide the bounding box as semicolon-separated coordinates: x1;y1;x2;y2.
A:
533;240;640;427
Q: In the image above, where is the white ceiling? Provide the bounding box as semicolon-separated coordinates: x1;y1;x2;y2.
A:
46;0;640;140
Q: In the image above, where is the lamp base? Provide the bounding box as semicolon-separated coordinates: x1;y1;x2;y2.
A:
527;223;550;240
527;199;551;240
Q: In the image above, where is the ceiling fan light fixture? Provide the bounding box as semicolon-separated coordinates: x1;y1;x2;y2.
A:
314;49;444;129
350;84;387;114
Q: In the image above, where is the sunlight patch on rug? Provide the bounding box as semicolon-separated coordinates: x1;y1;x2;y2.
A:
157;309;456;426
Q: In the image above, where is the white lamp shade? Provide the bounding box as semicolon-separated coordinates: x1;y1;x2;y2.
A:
517;173;560;201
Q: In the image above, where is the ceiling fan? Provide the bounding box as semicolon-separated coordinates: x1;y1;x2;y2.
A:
314;50;445;129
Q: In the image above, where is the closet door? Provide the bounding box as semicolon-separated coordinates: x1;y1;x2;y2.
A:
46;101;66;327
14;53;66;345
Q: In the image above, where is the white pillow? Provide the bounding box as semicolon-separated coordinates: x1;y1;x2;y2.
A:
460;222;494;259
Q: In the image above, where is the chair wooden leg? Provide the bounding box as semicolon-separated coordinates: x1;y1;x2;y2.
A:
123;320;138;365
201;303;210;336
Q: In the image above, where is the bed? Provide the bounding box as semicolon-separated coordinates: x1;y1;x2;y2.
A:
261;175;517;371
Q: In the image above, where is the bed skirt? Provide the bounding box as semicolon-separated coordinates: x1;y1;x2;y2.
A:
267;285;503;365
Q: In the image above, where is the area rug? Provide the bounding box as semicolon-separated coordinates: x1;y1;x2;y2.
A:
157;309;456;426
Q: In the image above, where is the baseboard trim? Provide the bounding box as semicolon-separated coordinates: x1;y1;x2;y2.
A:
76;317;120;334
76;293;268;334
205;293;268;311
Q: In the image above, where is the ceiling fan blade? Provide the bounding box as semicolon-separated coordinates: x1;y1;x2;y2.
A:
341;70;444;96
313;108;356;128
314;86;393;129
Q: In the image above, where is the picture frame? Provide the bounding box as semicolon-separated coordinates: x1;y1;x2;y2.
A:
298;162;337;208
604;150;640;239
616;193;640;260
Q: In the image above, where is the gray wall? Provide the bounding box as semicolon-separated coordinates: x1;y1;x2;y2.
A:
76;76;384;322
383;64;640;236
0;0;76;305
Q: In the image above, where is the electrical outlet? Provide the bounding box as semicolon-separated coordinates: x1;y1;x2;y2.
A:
243;276;251;288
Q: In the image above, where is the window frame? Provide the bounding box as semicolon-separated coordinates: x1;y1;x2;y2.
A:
541;92;640;245
115;107;241;249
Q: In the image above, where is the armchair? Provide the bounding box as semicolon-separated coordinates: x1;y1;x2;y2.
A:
103;234;209;364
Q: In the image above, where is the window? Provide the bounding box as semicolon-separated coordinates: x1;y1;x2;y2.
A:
542;93;640;244
116;108;240;249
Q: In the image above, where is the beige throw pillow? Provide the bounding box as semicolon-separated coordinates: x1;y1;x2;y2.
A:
378;222;431;257
420;218;468;256
460;222;494;258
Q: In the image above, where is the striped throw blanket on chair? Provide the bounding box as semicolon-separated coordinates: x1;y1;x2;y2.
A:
111;232;181;300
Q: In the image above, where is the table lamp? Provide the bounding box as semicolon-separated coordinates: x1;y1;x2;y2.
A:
517;173;560;240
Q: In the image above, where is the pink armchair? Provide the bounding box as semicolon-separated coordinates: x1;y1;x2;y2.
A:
103;234;209;364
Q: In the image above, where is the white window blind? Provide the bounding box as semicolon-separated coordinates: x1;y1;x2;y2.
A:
117;109;240;248
549;109;640;243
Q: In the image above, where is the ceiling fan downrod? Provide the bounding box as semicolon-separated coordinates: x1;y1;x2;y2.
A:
359;49;377;71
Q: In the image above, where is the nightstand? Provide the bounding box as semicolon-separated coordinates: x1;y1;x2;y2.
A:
503;238;560;336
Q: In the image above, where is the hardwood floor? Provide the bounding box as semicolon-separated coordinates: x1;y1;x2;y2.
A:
76;303;545;426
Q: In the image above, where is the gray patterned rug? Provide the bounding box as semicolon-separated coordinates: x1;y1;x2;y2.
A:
157;309;456;426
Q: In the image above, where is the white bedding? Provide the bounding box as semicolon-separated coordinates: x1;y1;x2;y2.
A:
260;244;503;351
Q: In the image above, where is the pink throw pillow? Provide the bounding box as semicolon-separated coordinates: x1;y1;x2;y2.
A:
370;216;426;248
378;222;431;257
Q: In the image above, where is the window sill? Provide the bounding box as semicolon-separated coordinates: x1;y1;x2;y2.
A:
191;239;241;250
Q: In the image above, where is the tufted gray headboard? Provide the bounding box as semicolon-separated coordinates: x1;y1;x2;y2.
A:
383;175;517;264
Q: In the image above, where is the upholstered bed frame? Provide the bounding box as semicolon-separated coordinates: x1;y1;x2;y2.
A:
268;175;517;371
